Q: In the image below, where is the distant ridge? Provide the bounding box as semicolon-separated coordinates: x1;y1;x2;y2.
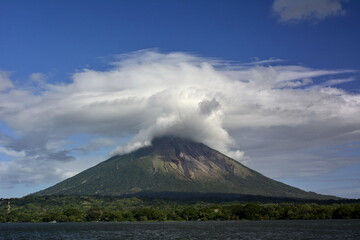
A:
33;136;339;200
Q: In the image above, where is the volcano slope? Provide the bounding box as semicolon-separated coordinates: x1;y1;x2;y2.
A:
33;137;337;200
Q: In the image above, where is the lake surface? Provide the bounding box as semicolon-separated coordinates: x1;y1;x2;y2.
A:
0;220;359;240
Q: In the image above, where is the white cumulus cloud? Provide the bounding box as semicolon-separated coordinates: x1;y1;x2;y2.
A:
0;50;359;195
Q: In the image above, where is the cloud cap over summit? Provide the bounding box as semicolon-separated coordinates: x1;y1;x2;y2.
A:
0;50;359;198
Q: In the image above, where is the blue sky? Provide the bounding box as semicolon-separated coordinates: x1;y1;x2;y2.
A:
1;0;360;198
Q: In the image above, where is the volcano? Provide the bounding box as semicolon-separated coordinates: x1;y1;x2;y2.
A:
33;137;336;200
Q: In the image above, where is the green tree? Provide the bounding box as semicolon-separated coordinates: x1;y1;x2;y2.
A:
63;208;83;221
86;207;104;221
243;203;261;220
333;205;354;219
352;204;360;219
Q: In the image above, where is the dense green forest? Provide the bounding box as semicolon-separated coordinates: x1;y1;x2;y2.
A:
0;196;359;222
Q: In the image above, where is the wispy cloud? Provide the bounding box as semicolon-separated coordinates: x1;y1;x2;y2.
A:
272;0;346;23
0;71;14;92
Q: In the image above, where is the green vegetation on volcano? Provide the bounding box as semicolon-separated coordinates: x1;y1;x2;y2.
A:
33;137;338;200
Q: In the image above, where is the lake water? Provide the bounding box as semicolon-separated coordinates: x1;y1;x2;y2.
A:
0;220;359;240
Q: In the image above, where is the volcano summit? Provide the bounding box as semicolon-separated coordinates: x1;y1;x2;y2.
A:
34;137;337;200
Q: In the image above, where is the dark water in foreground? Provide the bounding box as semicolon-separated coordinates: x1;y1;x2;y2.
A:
0;220;359;240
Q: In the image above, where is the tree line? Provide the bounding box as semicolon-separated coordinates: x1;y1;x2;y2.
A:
0;196;359;222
